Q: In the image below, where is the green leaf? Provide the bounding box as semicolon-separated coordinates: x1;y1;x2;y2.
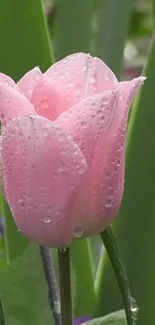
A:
94;0;133;77
0;0;53;262
0;0;52;80
84;310;126;325
55;0;93;60
70;239;95;317
0;244;53;325
95;31;155;325
2;201;29;263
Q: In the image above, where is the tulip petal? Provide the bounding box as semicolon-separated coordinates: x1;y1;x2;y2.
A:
18;67;42;101
86;77;146;236
0;72;17;89
57;89;119;165
119;76;146;109
57;90;120;232
0;84;36;126
58;77;145;236
31;53;118;120
1;115;87;247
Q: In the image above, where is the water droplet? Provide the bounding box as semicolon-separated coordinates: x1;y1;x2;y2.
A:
19;131;23;138
56;128;62;135
48;206;53;213
73;226;84;238
56;210;61;217
54;301;61;314
82;65;86;72
74;150;79;156
105;203;112;209
33;99;39;107
52;172;58;179
130;297;139;324
89;75;95;84
71;184;76;190
44;216;51;224
81;121;87;127
106;172;110;179
59;247;67;253
58;160;65;172
78;167;85;175
41;100;49;110
58;167;65;172
67;81;73;88
58;134;65;142
108;195;114;200
74;86;81;96
40;203;45;209
61;149;66;155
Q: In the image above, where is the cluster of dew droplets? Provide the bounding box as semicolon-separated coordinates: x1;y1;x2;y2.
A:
27;117;86;228
1;119;29;213
80;54;96;99
129;297;139;325
101;134;124;214
90;92;127;218
58;90;116;168
47;53;105;111
37;53;93;115
52;125;86;185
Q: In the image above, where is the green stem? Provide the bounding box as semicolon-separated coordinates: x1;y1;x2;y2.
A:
98;227;137;325
58;248;72;325
0;296;5;325
70;239;95;317
40;246;60;325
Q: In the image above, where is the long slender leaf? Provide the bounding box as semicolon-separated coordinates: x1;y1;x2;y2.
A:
0;0;52;80
55;0;93;60
94;0;133;78
95;33;155;325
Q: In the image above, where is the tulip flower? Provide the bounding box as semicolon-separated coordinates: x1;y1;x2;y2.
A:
0;53;145;247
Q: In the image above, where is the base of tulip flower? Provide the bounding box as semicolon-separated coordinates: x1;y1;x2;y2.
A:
39;246;61;325
58;247;72;325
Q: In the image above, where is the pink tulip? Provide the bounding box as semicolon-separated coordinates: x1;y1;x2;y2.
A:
0;53;145;247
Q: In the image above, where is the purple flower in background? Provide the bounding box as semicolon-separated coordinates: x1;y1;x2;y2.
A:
74;316;91;325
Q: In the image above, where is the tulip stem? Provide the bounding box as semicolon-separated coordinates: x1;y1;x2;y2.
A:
39;246;61;325
100;227;137;325
58;248;72;325
0;296;5;325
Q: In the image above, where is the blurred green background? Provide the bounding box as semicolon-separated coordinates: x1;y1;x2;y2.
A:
44;0;152;79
